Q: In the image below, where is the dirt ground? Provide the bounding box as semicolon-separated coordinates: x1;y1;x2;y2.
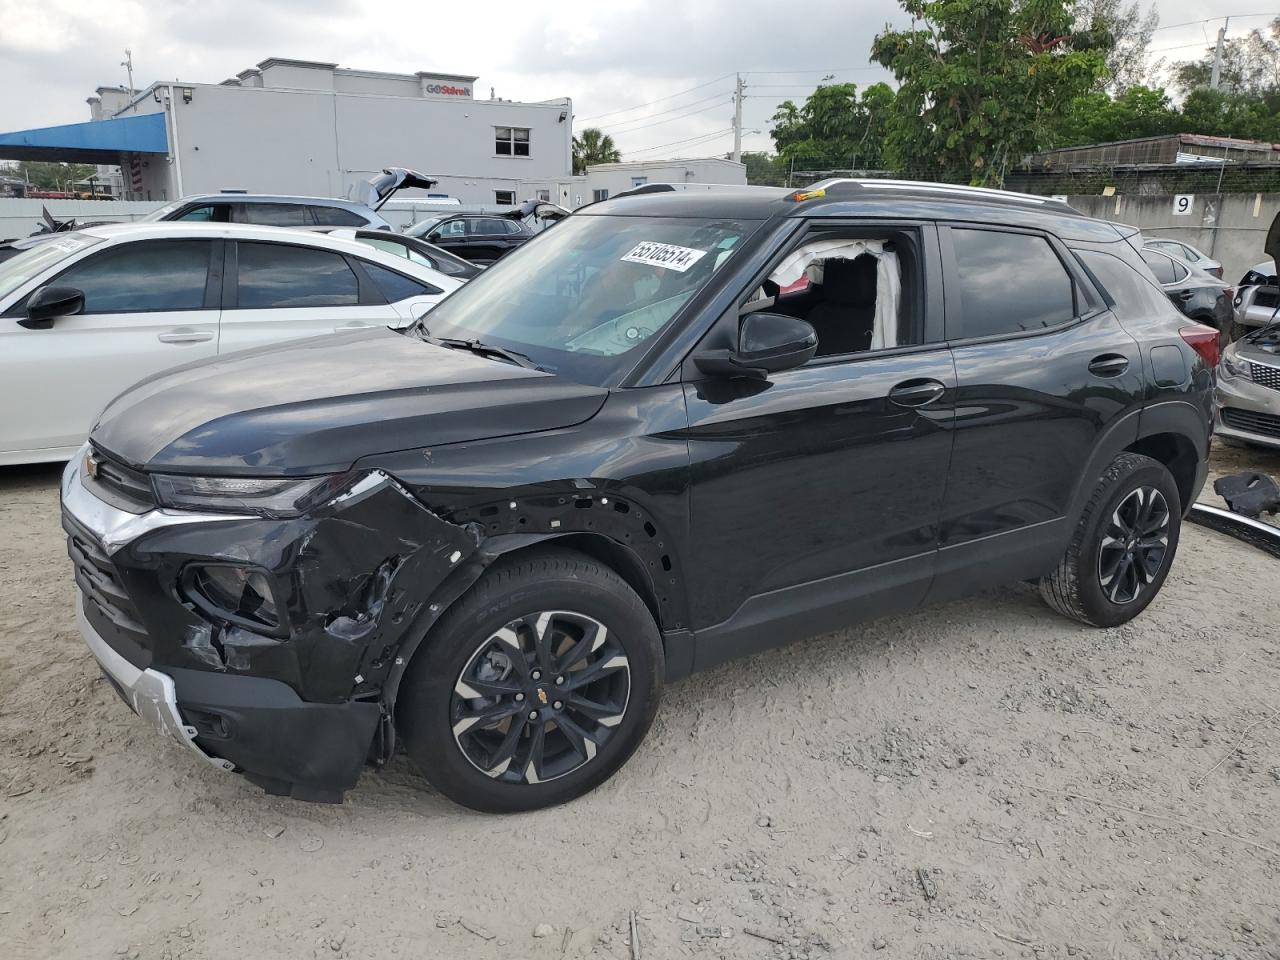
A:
1;444;1278;960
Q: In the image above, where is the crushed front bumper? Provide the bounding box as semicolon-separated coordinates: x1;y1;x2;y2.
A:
77;590;235;773
1215;374;1280;450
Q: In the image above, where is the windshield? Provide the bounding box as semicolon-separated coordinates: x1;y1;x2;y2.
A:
405;217;444;238
421;214;758;383
0;233;103;301
140;199;188;222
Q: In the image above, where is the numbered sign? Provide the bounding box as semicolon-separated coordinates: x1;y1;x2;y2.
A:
1172;194;1194;215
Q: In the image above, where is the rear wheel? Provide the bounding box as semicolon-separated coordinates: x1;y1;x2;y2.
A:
396;549;663;812
1039;453;1182;627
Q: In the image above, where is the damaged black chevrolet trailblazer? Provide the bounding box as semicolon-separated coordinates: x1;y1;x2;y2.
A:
63;180;1214;811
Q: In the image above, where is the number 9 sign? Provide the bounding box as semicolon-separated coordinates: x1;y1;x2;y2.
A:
1172;194;1194;215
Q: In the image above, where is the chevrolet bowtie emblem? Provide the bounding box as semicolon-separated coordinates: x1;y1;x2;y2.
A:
84;450;100;480
536;688;548;705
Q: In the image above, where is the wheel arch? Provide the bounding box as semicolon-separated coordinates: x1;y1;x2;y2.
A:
1123;431;1201;513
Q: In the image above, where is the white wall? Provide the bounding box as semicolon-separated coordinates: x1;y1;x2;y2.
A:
113;81;573;206
0;199;164;241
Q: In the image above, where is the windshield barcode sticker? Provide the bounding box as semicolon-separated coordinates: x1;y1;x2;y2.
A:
620;241;708;273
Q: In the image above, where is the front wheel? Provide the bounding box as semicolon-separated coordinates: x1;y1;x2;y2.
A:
1039;452;1182;627
396;549;663;812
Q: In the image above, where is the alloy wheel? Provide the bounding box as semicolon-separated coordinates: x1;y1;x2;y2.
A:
450;610;630;784
1097;486;1171;605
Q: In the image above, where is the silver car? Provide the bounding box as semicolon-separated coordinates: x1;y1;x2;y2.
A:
1217;324;1280;449
1144;237;1223;279
1232;259;1278;339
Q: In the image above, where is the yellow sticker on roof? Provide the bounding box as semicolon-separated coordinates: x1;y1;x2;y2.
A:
620;241;708;273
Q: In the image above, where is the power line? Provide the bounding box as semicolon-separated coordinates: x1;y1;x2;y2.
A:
625;128;734;156
577;73;734;123
1150;12;1276;33
603;98;732;135
743;66;886;75
597;90;733;133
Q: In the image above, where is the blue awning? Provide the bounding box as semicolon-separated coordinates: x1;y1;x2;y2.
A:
0;113;168;164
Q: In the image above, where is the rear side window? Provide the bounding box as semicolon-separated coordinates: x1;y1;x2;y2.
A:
1141;251;1186;284
236;242;359;308
949;228;1076;338
311;206;368;227
1076;249;1179;318
172;204;229;223
55;240;212;313
235;203;311;227
359;262;441;301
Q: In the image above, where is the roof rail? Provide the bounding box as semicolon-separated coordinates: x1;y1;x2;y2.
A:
802;177;1071;209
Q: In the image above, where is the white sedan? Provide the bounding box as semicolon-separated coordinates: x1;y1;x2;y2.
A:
0;222;464;466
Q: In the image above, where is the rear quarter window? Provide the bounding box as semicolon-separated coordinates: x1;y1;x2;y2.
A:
948;228;1077;339
1076;249;1180;319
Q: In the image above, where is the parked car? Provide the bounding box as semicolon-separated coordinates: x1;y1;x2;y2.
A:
312;227;482;280
62;179;1213;811
1;222;462;465
404;214;534;263
1216;216;1280;446
1231;258;1278;340
1143;237;1222;278
1217;323;1280;448
1139;247;1232;334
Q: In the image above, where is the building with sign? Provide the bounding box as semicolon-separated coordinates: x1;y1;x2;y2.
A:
0;58;574;206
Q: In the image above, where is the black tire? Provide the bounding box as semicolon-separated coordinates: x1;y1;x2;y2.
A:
1039;452;1182;627
396;548;664;812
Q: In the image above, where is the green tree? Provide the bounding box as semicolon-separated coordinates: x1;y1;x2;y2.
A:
872;0;1109;185
572;128;621;175
1051;84;1179;145
1178;88;1280;143
767;81;896;169
8;160;98;191
739;151;785;185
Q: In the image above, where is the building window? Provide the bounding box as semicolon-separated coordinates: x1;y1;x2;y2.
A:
593;189;609;202
631;176;648;188
536;189;551;202
495;126;530;157
494;189;516;205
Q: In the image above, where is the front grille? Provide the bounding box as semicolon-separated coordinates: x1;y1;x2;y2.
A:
1221;406;1280;440
84;447;155;513
63;510;152;669
1248;361;1280;392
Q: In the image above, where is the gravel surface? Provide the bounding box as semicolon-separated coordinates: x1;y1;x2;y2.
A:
1;446;1277;960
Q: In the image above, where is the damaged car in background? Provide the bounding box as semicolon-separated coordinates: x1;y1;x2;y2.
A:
63;179;1212;812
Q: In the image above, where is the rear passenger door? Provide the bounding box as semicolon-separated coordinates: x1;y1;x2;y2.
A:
929;225;1143;601
218;241;401;353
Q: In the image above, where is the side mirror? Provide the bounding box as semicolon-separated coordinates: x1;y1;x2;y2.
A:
20;285;84;330
694;311;818;379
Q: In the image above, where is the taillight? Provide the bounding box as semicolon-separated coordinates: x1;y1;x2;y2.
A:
1209;266;1223;279
1180;324;1220;368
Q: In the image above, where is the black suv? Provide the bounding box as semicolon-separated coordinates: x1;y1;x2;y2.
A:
62;180;1214;811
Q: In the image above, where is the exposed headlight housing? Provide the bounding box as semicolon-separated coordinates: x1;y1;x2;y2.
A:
151;473;355;518
1220;348;1250;380
183;564;284;633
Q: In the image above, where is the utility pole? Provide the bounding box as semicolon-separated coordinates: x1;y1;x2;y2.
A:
732;73;744;163
122;49;134;93
1210;19;1228;90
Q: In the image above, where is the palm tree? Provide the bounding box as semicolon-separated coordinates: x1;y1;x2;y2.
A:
572;128;621;175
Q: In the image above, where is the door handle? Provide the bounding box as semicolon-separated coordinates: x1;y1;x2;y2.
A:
888;378;946;407
1177;290;1194;301
157;329;214;344
333;322;380;332
1088;354;1130;377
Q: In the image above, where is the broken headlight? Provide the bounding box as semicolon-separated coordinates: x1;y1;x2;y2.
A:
183;564;283;633
151;473;352;518
1220;348;1249;380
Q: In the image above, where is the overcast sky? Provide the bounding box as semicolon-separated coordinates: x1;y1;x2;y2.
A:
0;0;1256;161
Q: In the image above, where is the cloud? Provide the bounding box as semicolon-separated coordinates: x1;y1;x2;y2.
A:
0;0;1230;159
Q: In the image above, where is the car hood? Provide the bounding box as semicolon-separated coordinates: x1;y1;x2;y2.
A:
362;168;439;211
1236;327;1280;358
91;328;608;476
